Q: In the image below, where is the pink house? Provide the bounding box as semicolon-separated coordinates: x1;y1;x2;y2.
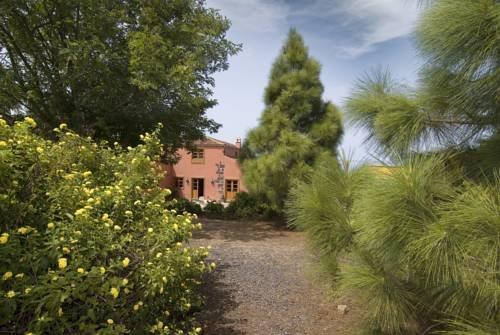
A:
160;137;247;202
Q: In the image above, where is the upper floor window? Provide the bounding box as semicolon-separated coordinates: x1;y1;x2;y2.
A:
191;148;204;163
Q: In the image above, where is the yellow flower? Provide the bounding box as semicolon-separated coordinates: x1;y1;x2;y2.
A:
195;327;202;333
25;332;33;335
36;147;44;154
105;190;112;196
113;225;121;231
58;258;68;269
147;227;154;233
17;227;30;234
125;210;133;216
74;208;86;216
47;222;55;229
99;267;106;275
15;273;24;279
107;319;114;325
157;321;164;329
210;262;216;269
25;288;32;294
59;123;67;129
2;271;13;281
110;287;119;299
77;268;85;274
122;257;130;267
62;247;70;254
101;213;109;221
0;232;9;244
63;173;75;180
6;290;16;298
172;224;178;231
24;117;37;127
122;278;128;285
82;171;92;177
0;140;7;148
58;307;63;316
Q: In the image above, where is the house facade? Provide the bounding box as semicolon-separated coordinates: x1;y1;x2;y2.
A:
160;137;247;202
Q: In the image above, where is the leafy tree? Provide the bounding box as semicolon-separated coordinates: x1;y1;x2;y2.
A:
0;0;240;149
242;29;343;210
287;1;499;334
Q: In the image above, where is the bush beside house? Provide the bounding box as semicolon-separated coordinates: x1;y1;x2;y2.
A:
0;118;211;335
168;192;279;221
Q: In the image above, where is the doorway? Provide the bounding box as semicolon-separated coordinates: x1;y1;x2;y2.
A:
225;179;239;201
191;178;204;200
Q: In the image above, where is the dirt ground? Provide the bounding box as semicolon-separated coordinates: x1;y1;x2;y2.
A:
190;219;360;335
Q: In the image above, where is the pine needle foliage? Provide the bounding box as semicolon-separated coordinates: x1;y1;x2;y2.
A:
287;1;499;334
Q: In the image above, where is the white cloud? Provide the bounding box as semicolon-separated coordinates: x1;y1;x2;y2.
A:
206;0;420;56
335;0;420;56
293;0;421;57
207;0;290;33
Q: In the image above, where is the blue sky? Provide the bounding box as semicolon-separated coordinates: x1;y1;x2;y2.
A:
205;0;423;163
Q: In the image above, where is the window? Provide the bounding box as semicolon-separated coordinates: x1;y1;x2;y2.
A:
191;148;204;163
176;177;184;189
226;180;239;192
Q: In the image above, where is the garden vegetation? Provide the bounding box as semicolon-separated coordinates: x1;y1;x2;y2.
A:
0;118;213;334
287;1;499;334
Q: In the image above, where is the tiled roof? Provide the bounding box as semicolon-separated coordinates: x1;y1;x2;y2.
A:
194;136;238;148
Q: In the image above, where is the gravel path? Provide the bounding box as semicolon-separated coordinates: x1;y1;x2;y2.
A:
191;219;359;335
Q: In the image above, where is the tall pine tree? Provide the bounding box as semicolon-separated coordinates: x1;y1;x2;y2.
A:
242;29;343;210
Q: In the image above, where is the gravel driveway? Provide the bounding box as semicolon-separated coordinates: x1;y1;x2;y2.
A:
191;219;359;335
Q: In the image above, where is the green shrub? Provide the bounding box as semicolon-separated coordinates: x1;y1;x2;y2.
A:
225;192;280;220
166;198;202;216
0;117;212;335
203;201;225;218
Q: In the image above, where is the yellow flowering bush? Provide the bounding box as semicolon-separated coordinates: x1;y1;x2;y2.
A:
0;118;209;334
